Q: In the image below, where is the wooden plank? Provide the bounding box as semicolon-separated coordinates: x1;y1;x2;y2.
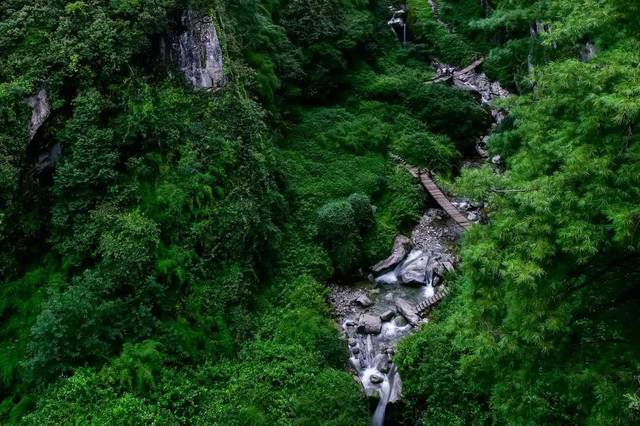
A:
391;156;472;229
455;58;484;76
418;173;472;229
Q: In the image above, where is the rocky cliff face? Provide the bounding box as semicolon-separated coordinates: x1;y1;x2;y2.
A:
27;88;50;141
174;9;224;90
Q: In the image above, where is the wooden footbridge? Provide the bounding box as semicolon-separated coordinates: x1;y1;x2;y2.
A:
392;155;472;229
390;155;472;316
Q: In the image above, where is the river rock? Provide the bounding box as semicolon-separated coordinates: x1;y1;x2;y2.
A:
357;314;382;334
397;250;430;285
380;310;395;322
175;9;224;90
27;88;51;141
393;315;408;327
395;298;420;326
375;270;400;285
369;374;384;384
377;354;391;373
354;295;373;307
371;235;412;273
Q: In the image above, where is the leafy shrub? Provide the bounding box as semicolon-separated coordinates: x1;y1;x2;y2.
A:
405;83;490;149
347;193;374;232
391;130;460;172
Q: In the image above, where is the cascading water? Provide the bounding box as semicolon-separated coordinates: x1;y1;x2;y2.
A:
330;16;510;423
372;365;397;426
329;209;462;425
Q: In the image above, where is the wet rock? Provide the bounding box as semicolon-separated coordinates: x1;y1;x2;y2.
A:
397;250;431;285
27;88;51;141
370;374;384;384
175;9;224;90
395;298;420;326
432;58;509;112
443;261;455;272
351;347;360;355
354;295;373;307
491;155;502;165
357;314;382;334
371;235;412;273
393;315;408;327
375;270;399;285
467;212;478;221
581;41;597;62
380;310;395;322
35;142;62;174
377;355;391;373
388;370;402;403
348;338;357;347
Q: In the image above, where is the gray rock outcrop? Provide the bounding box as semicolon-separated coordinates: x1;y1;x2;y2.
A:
27;88;50;141
380;310;395;322
431;58;509;124
35;142;61;174
175;9;224;90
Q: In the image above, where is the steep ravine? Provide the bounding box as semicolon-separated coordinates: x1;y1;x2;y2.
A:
328;57;509;426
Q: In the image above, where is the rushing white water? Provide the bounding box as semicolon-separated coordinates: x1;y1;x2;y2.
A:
372;365;396;426
329;208;463;425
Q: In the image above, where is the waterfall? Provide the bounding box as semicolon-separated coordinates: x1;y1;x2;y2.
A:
372;365;396;426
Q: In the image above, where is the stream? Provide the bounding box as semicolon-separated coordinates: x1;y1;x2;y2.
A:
327;24;510;423
328;209;465;425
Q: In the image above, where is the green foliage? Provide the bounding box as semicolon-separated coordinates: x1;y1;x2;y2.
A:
317;200;357;243
391;126;459;172
397;2;640;424
6;0;638;424
348;193;374;232
407;0;477;66
317;197;370;275
104;340;164;394
364;166;425;262
404;83;490;149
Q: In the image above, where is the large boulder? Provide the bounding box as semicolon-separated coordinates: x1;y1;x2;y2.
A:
395;298;420;326
380;310;395;322
375;269;399;285
357;314;382;334
397;250;431;285
371;235;412;273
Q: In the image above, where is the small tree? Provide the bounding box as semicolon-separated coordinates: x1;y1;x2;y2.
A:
347;193;374;232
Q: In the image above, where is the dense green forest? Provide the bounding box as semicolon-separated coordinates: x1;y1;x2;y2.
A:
0;0;638;424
